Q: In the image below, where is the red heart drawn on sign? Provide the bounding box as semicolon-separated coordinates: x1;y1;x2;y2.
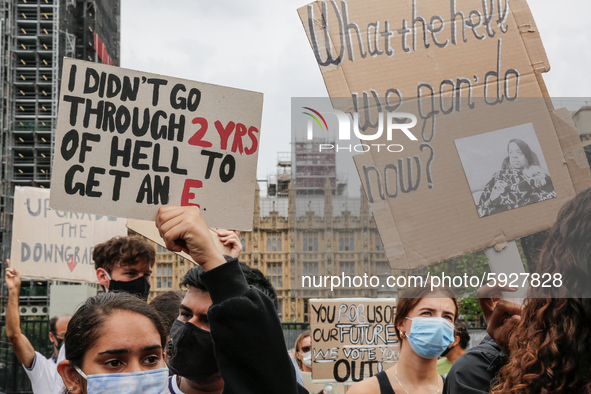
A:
68;256;77;272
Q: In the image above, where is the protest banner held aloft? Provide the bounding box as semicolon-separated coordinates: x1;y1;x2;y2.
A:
297;0;591;269
50;58;263;231
11;186;127;282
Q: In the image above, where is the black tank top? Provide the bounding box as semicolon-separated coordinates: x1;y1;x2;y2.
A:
375;371;396;394
375;371;444;394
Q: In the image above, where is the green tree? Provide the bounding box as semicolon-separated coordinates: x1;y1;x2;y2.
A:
424;251;489;326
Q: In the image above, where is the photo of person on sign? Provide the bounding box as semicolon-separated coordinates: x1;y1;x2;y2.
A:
455;124;557;218
476;138;556;217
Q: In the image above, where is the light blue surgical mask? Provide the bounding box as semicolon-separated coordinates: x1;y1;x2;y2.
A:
73;366;168;394
404;317;454;359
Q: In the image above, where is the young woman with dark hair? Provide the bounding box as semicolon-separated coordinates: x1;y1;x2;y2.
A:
348;287;458;394
57;292;169;393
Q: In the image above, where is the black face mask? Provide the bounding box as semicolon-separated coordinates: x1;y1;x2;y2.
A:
107;275;150;300
167;319;218;381
440;343;455;358
53;336;64;351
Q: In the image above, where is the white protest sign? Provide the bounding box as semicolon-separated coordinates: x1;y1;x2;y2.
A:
11;186;127;282
50;58;263;230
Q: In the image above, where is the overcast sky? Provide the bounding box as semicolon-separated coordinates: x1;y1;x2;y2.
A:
120;0;591;187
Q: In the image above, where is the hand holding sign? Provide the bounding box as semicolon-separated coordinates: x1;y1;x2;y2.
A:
477;282;520;355
476;281;518;326
217;230;241;258
155;206;226;272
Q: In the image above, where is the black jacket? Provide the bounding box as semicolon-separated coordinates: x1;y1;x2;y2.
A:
443;334;507;394
202;259;308;394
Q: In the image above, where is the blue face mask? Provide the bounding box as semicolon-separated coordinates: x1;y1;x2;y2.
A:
404;317;454;359
74;366;168;394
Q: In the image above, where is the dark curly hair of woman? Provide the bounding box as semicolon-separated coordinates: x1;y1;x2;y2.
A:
490;187;591;394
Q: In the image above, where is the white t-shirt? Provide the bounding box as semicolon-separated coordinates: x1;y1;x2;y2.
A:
23;351;57;394
51;343;66;394
167;375;182;394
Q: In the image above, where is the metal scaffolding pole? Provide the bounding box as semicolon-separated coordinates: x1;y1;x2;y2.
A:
1;0;14;264
0;0;13;323
50;0;59;170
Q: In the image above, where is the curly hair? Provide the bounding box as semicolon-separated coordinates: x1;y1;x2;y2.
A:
93;235;155;274
490;187;591;394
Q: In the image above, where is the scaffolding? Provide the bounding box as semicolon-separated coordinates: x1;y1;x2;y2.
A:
0;0;120;260
268;152;292;198
293;138;347;196
0;0;60;262
1;0;14;262
0;0;120;323
12;0;58;184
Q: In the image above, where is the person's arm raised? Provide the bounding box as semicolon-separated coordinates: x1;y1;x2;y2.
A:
5;259;36;368
155;206;225;271
477;283;521;355
217;230;242;259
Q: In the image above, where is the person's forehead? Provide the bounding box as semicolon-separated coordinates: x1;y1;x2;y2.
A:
55;316;71;334
88;310;160;353
301;336;311;346
411;296;455;315
509;143;521;151
114;260;152;273
182;287;212;313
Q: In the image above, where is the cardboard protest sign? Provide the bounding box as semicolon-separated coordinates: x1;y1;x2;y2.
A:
50;58;263;231
310;299;398;381
126;218;231;263
298;0;591;269
11;186;127;282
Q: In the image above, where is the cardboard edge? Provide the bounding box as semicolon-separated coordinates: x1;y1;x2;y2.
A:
126;219;232;264
511;0;550;75
62;58;265;97
309;298;398;303
511;0;554;102
551;108;591;193
297;4;353;98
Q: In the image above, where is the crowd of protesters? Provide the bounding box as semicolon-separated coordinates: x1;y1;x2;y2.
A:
5;150;591;393
5;207;308;394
